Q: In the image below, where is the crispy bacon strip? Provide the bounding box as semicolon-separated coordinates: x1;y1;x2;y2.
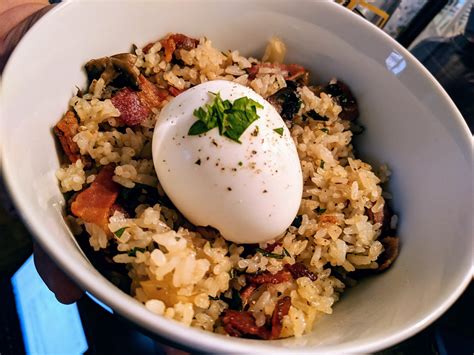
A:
54;111;81;164
71;165;119;233
270;296;291;339
222;310;270;339
285;263;317;281
160;33;199;62
239;284;258;306
137;75;169;109
168;86;185;97
246;269;292;285
248;63;307;81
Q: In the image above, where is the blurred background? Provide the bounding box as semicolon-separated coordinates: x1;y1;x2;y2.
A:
1;1;473;354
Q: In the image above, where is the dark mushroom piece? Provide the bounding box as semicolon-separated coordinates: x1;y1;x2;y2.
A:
84;53;140;89
377;236;400;271
267;80;301;121
324;79;359;121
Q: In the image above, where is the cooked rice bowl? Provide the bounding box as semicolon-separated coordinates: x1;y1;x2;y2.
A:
54;33;399;339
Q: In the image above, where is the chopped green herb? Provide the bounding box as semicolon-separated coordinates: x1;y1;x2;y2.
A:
114;227;127;238
273;127;284;136
238;161;243;166
315;206;327;214
283;248;291;257
292;215;303;228
175;237;180;241
321;128;329;133
128;247;146;257
188;92;263;143
255;247;285;259
320;160;325;169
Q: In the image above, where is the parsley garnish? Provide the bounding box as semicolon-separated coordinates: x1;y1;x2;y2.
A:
315;207;327;214
320;160;325;169
188;92;263;143
321;128;329;133
128;247;145;257
283;248;291;257
255;247;286;259
273;127;284;136
114;227;127;238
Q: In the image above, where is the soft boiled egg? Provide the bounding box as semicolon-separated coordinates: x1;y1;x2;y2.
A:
152;80;302;244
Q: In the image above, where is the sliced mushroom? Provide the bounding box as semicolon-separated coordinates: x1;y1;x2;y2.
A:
377;236;400;271
84;53;140;89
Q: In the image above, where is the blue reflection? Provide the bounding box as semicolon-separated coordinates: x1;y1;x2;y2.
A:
11;256;88;355
86;291;113;314
385;50;407;76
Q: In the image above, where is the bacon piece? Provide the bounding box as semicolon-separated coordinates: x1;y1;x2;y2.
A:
112;75;168;126
160;33;199;62
111;88;149;126
54;111;81;164
246;269;292;285
168;86;185;97
71;165;119;233
137;75;169;110
377;236;400;271
270;296;291;339
285;263;317;281
239;284;258;306
222;310;270;339
247;63;307;81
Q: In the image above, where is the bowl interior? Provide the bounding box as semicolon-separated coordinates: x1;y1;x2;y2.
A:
1;0;472;353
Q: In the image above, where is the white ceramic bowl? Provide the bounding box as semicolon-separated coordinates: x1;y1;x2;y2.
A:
1;0;472;353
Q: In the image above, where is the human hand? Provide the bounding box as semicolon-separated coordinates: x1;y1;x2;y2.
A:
33;242;84;303
0;0;82;303
0;0;53;72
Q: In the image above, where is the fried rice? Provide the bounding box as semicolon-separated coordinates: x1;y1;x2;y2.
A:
55;34;398;339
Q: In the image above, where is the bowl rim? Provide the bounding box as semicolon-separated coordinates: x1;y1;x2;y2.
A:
1;0;473;353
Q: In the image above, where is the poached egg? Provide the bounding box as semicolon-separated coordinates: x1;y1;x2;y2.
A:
152;80;302;243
